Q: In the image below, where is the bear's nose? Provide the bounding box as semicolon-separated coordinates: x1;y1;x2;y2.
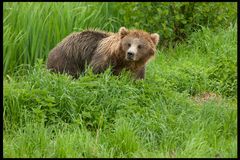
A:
127;52;134;57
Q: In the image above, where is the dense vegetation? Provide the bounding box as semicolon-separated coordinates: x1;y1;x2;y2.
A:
3;2;237;158
3;2;237;75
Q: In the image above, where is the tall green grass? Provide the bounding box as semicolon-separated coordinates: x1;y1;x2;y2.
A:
3;2;123;75
3;23;237;158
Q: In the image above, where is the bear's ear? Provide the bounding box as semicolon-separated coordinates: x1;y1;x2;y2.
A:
150;33;160;46
119;27;128;38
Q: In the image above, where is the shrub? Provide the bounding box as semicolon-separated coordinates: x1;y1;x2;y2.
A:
119;2;237;47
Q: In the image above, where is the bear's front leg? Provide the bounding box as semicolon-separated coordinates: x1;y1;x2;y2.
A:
134;65;145;80
89;54;110;74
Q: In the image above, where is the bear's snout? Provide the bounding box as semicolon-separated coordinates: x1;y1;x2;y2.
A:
127;51;135;60
126;46;137;61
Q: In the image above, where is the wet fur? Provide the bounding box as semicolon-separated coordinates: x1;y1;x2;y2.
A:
47;30;110;78
47;28;158;79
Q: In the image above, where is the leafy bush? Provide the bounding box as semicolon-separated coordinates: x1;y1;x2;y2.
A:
119;2;237;47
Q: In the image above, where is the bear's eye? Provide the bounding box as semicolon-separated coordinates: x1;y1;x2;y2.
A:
128;43;131;47
138;45;142;49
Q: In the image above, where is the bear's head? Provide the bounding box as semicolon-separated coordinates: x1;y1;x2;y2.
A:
119;27;159;63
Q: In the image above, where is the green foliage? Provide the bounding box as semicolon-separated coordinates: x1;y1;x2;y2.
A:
3;2;122;75
3;25;237;158
107;118;141;157
3;2;237;75
207;55;237;97
120;2;237;47
148;24;237;98
3;123;106;158
3;2;237;158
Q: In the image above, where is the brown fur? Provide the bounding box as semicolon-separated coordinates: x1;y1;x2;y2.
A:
47;27;159;79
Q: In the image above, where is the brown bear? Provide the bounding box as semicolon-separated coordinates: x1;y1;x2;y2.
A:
46;27;159;79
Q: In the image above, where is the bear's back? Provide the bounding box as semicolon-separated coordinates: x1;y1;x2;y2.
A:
47;30;110;78
59;30;110;62
77;30;110;62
